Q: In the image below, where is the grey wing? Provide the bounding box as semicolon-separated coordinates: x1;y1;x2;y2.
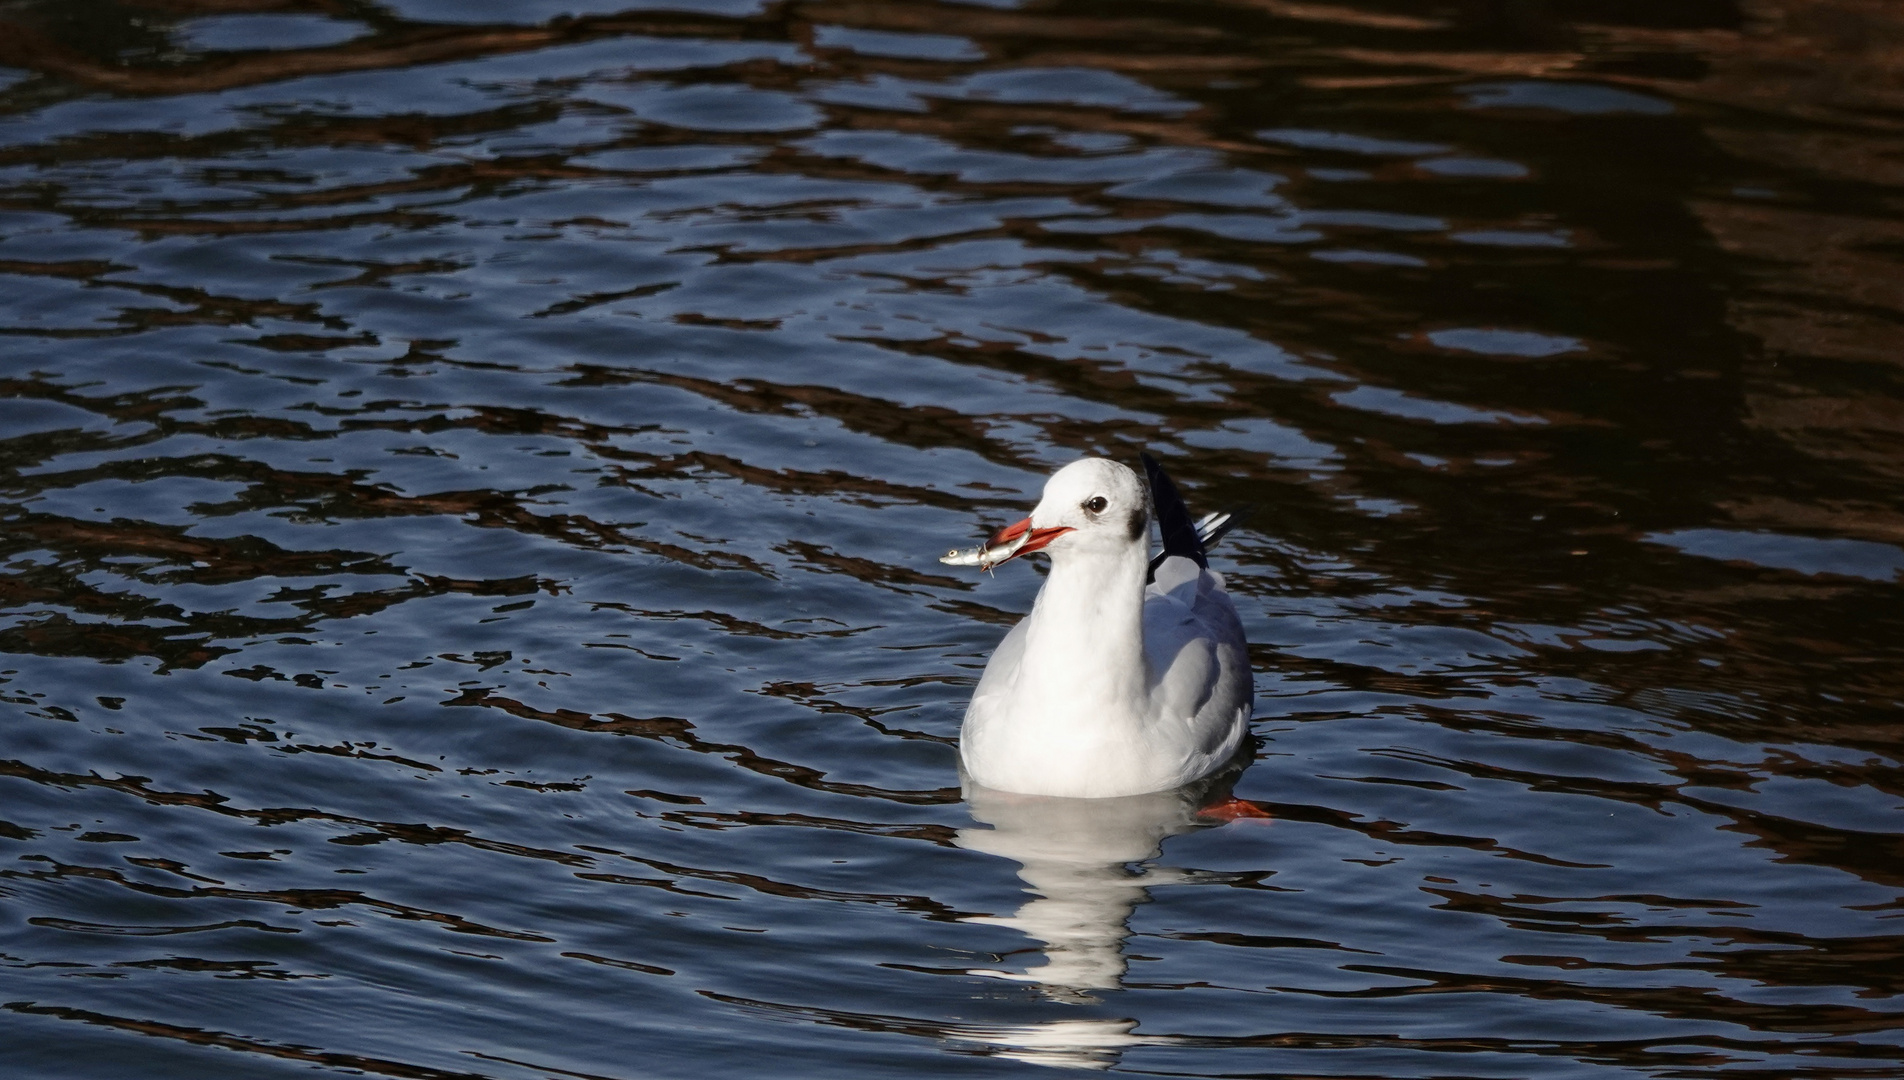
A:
1143;559;1253;759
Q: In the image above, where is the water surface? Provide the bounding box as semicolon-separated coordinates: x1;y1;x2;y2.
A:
2;1;1902;1076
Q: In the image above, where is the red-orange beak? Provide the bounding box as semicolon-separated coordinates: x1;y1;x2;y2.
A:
979;516;1073;568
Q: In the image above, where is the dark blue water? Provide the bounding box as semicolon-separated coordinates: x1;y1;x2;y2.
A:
2;1;1901;1076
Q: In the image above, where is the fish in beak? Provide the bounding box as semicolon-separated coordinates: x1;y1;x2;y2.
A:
942;516;1073;570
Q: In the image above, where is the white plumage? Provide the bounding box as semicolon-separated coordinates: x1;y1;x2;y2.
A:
948;457;1253;798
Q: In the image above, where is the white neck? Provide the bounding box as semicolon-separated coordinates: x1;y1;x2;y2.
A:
1010;542;1150;724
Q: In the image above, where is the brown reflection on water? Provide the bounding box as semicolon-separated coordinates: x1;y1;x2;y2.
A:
0;2;742;97
1641;1;1904;552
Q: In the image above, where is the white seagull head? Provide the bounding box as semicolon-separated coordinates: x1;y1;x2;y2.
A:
979;457;1148;568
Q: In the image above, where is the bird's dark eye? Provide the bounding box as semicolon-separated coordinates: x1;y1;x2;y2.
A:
1083;495;1108;514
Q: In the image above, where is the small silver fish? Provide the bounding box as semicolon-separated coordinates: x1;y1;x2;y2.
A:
941;540;1020;570
941;525;1033;570
940;545;985;567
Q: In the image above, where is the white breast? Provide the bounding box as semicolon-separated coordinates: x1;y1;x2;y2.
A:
960;556;1252;798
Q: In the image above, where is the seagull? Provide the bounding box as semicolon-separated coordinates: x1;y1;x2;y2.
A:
942;454;1253;798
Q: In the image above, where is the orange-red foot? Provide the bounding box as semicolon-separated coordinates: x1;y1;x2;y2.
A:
1196;796;1274;824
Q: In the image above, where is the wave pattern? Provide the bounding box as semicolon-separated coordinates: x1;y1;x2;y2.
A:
1;0;1901;1076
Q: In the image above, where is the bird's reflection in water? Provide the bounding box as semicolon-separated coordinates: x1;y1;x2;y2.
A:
951;770;1264;1068
959;781;1205;997
953;1017;1145;1071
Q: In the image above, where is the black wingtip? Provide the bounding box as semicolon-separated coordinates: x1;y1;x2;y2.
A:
1198;505;1253;552
1140;451;1207;571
